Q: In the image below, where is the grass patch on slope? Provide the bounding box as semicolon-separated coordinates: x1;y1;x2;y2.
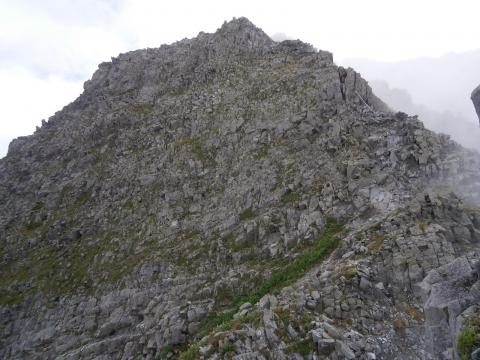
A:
179;218;344;358
174;136;217;167
281;192;302;204
0;229;158;306
238;218;343;305
239;208;255;221
457;317;480;360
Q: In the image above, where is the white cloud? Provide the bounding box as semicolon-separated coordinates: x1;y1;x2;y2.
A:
0;0;130;79
0;66;83;157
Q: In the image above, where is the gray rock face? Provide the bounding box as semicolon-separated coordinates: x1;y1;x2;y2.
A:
418;257;480;359
0;17;479;359
472;84;480;123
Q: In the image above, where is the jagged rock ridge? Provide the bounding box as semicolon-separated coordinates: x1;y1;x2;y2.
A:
1;18;480;360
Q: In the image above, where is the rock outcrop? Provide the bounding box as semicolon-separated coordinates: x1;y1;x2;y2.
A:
1;18;479;360
472;84;480;124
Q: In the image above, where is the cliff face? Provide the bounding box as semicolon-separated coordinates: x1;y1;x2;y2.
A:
1;18;479;360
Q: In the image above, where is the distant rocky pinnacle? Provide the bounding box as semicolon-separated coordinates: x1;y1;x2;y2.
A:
472;84;480;124
1;17;480;360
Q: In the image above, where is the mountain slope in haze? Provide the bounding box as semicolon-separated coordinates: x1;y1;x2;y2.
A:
344;50;480;121
344;51;480;152
1;18;480;360
369;80;480;152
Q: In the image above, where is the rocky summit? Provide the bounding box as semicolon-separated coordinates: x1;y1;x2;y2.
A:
1;17;480;360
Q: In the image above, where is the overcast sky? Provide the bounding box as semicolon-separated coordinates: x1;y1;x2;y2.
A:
1;0;479;157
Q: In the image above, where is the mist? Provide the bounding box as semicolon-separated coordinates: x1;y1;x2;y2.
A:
367;80;480;152
342;50;480;152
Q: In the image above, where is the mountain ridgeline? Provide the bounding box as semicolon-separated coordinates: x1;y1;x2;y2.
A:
1;18;480;360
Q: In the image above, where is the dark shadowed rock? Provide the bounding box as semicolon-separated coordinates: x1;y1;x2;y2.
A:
472;84;480;124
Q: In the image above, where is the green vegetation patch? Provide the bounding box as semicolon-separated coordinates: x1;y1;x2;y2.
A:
254;147;268;160
340;265;358;279
178;343;200;360
181;219;344;357
241;219;342;303
239;208;255;221
171;88;185;96
158;345;174;359
291;339;315;356
457;318;480;360
32;201;44;211
0;229;163;305
75;189;92;207
0;291;24;307
223;232;256;252
20;221;44;237
122;199;135;210
180;311;262;359
220;342;235;356
174;136;217;167
281;192;302;204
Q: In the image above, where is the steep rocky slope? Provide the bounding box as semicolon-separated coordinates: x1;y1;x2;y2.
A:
1;18;480;360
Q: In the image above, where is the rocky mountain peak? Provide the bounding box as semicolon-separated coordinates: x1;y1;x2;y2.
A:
218;16;271;40
1;19;480;360
215;17;274;50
